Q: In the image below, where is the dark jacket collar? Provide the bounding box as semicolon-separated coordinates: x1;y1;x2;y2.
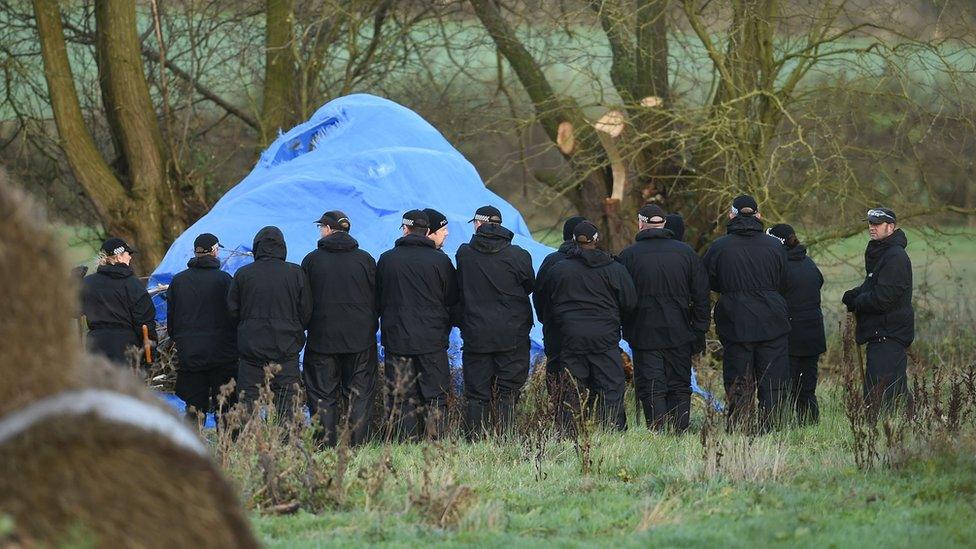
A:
318;231;359;252
556;240;576;255
786;244;807;261
470;223;514;254
187;255;221;269
726;215;764;235
96;263;134;279
395;233;436;249
635;228;675;241
568;246;613;268
865;228;908;270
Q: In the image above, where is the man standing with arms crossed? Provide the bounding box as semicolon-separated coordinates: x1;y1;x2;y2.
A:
456;205;535;438
702;195;790;431
618;205;710;432
302;211;378;446
843;207;914;414
377;209;459;440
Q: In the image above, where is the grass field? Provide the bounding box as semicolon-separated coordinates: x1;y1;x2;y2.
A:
242;384;976;548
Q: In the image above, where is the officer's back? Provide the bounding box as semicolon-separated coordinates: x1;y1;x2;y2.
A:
455;218;534;352
167;246;237;369
617;225;710;350
702;206;789;343
228;226;311;361
376;221;458;356
544;239;636;354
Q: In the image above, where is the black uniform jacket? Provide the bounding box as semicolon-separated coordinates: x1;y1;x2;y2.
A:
848;229;914;346
781;244;826;357
167;255;238;370
538;247;637;355
227;226;312;361
456;223;534;353
302;231;378;354
617;228;710;350
376;233;459;355
702;215;790;343
81;263;157;356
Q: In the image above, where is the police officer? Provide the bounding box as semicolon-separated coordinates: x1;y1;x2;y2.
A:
767;224;826;424
167;233;238;424
534;216;586;415
618;205;710;432
81;238;157;366
456;205;535;438
537;222;636;431
302;211;378;446
702;195;790;430
843;207;914;413
377;209;459;440
228;226;312;421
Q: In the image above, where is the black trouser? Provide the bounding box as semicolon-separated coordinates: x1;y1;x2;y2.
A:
303;347;378;447
560;348;626;431
865;338;912;413
237;356;302;422
384;351;451;441
789;354;820;424
722;334;790;431
633;345;692;432
462;340;530;438
175;361;238;425
87;328;138;366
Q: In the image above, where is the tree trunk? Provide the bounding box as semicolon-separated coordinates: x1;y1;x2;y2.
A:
261;0;299;145
35;0;184;272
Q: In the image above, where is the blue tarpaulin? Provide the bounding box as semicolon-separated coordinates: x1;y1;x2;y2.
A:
149;94;711;418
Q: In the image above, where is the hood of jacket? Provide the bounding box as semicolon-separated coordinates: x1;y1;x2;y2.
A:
568;246;614;268
865;228;908;271
786;244;808;261
186;255;221;269
635;227;675;242
96;263;134;279
726;215;764;236
470;223;514;254
252;226;287;260
318;230;360;252
395;233;436;249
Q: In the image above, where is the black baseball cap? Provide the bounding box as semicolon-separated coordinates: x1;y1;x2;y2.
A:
562;216;587;241
574;221;600;244
638;204;666;224
731;195;759;216
193;233;223;253
866;207;896;225
470;205;502;224
401;209;430;229
101;237;136;256
315;210;351;230
424;208;448;232
767;223;794;243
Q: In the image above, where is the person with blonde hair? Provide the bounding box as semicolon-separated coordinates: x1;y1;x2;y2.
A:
81;237;157;365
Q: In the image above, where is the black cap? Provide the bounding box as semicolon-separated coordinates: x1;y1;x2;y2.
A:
101;237;136;256
866;207;896;224
767;223;794;243
573;221;600;244
664;213;685;241
638;204;666;224
562;216;587;241
193;233;223;253
401;209;430;229
424;208;448;232
315;210;351;231
731;195;759;216
470;205;502;224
